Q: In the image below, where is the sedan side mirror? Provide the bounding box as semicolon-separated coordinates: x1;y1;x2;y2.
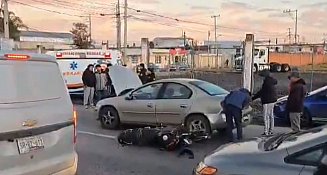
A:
125;94;134;100
315;155;327;175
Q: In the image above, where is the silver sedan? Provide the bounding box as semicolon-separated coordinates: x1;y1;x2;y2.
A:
194;125;327;175
96;78;252;133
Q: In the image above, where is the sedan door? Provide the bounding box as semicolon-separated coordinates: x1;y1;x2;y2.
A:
155;82;193;125
285;143;327;175
119;83;163;124
309;90;327;122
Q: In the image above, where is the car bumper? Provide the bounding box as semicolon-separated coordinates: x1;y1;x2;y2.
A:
206;112;252;130
53;152;78;175
273;104;289;123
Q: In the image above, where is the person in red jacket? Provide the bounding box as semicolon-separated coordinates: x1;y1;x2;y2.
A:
286;71;307;132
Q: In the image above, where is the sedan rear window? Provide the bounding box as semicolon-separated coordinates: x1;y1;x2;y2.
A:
189;80;228;96
0;61;67;104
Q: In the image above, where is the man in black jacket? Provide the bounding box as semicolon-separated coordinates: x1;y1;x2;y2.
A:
287;71;307;132
82;64;96;109
138;63;148;84
147;67;156;83
253;69;278;136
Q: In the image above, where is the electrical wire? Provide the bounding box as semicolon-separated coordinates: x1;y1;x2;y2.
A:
129;15;208;33
127;6;284;35
23;0;116;17
11;0;87;17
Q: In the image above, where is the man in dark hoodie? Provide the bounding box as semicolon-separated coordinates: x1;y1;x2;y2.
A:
147;67;156;83
221;88;251;142
138;63;148;84
82;64;96;109
252;69;278;136
287;71;307;132
104;66;113;98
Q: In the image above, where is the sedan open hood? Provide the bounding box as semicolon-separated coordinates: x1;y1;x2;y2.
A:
277;85;327;103
109;65;142;95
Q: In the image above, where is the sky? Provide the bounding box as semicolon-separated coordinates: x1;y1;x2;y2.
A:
8;0;327;44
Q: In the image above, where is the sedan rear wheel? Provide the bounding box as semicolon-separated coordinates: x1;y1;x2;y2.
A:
186;115;211;134
99;106;120;129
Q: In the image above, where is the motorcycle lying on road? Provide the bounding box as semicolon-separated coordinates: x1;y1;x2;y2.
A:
117;125;209;159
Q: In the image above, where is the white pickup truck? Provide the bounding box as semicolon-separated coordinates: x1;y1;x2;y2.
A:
235;47;291;73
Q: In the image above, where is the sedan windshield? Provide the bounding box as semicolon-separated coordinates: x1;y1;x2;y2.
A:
264;127;324;151
190;80;228;96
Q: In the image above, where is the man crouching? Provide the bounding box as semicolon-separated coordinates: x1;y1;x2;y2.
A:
221;88;251;142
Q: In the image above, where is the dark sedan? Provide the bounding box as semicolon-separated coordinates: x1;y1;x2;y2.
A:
274;86;327;126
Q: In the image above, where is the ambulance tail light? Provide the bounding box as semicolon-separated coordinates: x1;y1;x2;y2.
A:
4;54;30;61
73;106;78;144
56;53;63;58
104;53;111;59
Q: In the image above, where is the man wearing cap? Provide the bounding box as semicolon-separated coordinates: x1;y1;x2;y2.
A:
287;70;307;132
252;69;278;136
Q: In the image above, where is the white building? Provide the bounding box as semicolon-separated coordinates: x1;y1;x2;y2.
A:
18;31;74;51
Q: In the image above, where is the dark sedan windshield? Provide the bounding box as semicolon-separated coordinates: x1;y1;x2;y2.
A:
190;80;228;96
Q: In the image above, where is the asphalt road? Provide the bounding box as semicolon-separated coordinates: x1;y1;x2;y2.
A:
73;99;292;175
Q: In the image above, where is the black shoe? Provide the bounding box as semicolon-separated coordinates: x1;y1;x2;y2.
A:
261;132;268;136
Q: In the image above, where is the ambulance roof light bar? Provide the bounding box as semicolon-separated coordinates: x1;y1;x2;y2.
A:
4;54;30;60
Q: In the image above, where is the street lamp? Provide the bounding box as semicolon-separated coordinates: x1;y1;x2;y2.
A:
283;9;298;44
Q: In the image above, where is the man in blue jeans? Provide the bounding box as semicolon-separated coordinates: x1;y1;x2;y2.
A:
221;88;251;142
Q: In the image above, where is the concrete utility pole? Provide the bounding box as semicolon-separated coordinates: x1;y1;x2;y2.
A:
211;15;220;68
310;46;317;92
116;0;121;51
288;28;291;45
284;9;298;44
88;14;92;44
243;34;255;93
183;31;186;48
2;0;9;39
207;31;210;67
123;0;128;64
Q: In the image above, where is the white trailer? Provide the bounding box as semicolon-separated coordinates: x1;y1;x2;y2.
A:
235;47;291;73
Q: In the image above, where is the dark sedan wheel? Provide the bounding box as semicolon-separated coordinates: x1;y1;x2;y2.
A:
99;106;120;129
301;109;312;128
186;115;211;134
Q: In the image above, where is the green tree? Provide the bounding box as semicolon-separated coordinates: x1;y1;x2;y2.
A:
0;12;27;41
70;23;91;49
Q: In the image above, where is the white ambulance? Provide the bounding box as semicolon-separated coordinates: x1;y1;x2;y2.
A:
46;49;122;94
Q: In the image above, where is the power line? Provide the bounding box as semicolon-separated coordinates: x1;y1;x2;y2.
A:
24;0;116;17
50;0;115;14
128;6;284;35
129;15;207;33
26;0;96;14
80;0;116;8
11;0;87;17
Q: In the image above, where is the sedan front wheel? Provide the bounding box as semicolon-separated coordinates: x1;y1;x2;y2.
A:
99;106;120;129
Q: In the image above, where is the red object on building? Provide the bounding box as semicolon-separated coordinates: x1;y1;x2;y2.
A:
169;48;188;55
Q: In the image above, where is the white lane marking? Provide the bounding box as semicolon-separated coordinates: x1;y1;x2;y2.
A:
78;131;117;140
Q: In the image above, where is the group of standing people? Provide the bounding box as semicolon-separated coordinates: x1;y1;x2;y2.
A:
82;64;114;110
222;69;307;142
137;63;156;84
